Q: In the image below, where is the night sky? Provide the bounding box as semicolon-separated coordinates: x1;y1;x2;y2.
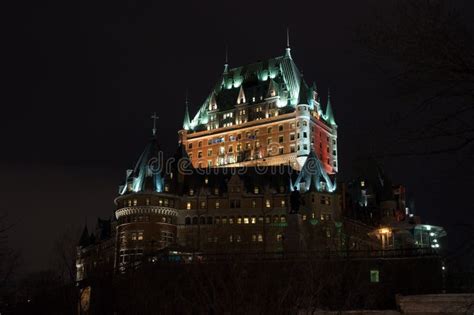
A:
4;0;473;272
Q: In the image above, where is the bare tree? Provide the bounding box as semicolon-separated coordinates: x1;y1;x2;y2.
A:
50;227;81;284
0;211;21;291
359;0;474;157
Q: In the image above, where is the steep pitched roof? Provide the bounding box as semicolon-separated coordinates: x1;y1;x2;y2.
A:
119;136;164;195
324;92;336;126
292;150;336;193
188;54;304;129
79;225;90;247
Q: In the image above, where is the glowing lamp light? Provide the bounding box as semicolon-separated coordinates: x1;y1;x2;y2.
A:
379;228;390;234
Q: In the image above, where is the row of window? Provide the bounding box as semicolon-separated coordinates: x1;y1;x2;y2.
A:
205;233;284;243
184;214;287;225
119;215;173;224
123;198;175;208
119;231;175;244
186;199;285;210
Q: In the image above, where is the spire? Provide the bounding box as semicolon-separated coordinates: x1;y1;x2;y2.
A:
285;27;292;58
325;89;336;126
183;93;191;130
223;45;229;73
151;112;159;136
297;80;309;105
79;224;90;247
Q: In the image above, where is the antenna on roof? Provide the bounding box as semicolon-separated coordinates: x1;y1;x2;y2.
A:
151;112;159;136
224;45;229;73
285;27;292;58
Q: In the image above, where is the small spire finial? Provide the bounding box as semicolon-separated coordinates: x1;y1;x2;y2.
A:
285;27;292;58
224;45;229;73
151;112;159;136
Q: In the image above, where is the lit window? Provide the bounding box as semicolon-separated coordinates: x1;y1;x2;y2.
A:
138;232;144;241
370;270;379;283
251;216;256;224
131;233;137;241
252;234;257;242
361;181;365;187
280;215;286;223
189;189;194;196
243;216;249;224
258;234;263;242
281;200;286;207
237;216;242;224
200;201;206;209
229;216;234;224
133;199;138;206
254;187;259;194
265;200;271;208
251;200;256;208
186;202;191;210
276;234;283;242
215;201;220;209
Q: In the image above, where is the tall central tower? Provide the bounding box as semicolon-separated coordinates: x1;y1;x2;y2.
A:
179;45;338;173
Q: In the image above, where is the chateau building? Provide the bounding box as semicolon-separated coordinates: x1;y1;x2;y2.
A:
76;46;445;284
179;45;337;173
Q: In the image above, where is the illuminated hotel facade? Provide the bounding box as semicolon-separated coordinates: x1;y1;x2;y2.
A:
76;45;446;285
179;46;338;173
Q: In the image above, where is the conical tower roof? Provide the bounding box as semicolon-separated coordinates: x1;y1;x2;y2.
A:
183;100;191;130
324;90;336;126
79;224;90;247
119;135;165;195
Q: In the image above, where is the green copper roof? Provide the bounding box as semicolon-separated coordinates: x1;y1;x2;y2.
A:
324;92;336;126
183;101;191;130
189;54;304;127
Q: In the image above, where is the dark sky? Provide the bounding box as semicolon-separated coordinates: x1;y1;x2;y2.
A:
4;0;473;272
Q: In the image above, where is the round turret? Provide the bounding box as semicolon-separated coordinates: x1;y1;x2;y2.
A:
295;103;311;167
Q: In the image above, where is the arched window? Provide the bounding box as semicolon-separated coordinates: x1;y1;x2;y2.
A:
265;215;271;224
273;215;279;223
200;216;205;225
192;217;198;225
207;216;213;225
280;215;287;223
